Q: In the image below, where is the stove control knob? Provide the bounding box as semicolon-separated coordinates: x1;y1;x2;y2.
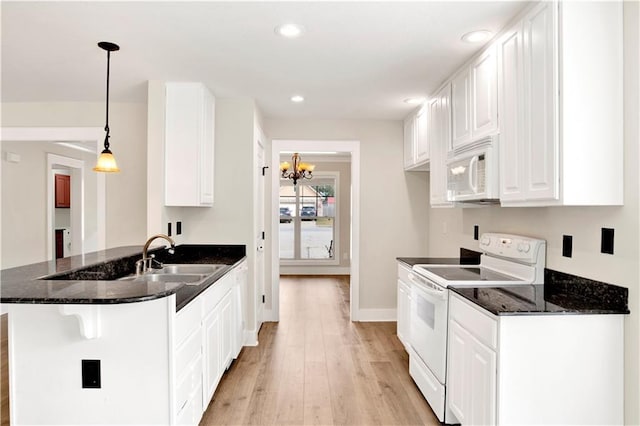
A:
480;236;491;246
517;243;524;252
522;243;531;253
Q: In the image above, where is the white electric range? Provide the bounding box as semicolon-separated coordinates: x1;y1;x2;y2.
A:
406;233;546;423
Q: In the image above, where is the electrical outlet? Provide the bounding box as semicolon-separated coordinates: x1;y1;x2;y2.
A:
474;225;479;240
562;235;573;258
176;221;182;235
82;360;101;389
167;222;172;237
601;228;614;255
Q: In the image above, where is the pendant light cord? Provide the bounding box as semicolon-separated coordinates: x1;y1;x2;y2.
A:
104;50;111;150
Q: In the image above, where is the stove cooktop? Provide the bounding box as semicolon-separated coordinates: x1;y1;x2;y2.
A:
422;266;521;282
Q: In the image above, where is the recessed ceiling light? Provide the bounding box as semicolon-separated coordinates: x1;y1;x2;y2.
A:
404;97;426;105
291;95;305;103
461;30;493;43
275;23;305;38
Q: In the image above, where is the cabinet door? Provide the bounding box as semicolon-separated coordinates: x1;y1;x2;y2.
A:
451;69;471;149
165;82;215;207
202;309;222;403
219;293;233;372
55;174;71;208
498;24;525;202
471;45;498;139
403;114;415;168
447;320;469;423
199;89;215;205
430;85;454;207
468;338;497;425
523;1;558;201
414;105;429;165
397;280;410;348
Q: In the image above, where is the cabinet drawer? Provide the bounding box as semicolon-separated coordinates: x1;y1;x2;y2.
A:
175;297;202;346
450;294;497;350
203;273;233;314
176;373;203;425
176;326;202;376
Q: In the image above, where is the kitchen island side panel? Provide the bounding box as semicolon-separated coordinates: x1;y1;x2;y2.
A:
8;296;175;425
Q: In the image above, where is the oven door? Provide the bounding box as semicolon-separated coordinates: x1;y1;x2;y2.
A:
408;272;448;383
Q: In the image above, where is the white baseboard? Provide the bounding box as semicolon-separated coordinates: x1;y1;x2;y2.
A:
243;329;258;346
279;266;350;275
357;308;397;322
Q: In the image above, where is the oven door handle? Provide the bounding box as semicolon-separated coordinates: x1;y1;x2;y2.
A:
408;273;447;300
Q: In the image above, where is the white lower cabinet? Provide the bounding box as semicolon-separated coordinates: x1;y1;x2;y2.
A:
447;293;624;425
396;263;412;350
447;298;496;425
173;260;246;425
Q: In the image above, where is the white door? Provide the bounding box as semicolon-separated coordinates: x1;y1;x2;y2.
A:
255;135;266;329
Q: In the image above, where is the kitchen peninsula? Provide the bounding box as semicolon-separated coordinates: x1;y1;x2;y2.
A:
1;244;247;425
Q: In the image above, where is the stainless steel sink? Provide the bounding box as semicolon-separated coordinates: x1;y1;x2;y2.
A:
151;264;226;275
119;263;227;286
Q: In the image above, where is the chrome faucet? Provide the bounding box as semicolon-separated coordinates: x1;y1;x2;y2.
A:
136;234;176;275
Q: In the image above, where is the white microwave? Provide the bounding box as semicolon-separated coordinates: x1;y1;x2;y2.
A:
446;136;499;203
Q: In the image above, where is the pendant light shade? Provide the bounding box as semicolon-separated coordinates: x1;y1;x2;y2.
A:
93;41;121;173
94;149;119;172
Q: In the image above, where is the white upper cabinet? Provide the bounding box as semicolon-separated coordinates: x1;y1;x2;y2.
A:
451;70;472;149
452;45;498;152
165;82;215;207
415;105;430;165
403;103;430;171
498;1;623;206
471;45;499;139
429;84;454;207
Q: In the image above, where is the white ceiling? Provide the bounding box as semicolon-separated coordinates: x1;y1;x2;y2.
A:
1;1;529;120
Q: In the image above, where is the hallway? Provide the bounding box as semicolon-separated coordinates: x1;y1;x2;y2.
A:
200;276;439;425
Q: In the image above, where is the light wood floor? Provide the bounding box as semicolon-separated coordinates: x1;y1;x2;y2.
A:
200;276;439;426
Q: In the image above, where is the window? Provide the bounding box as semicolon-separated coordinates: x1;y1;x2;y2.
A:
279;173;338;264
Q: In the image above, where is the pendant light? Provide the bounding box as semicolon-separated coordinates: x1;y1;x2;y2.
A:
93;41;121;173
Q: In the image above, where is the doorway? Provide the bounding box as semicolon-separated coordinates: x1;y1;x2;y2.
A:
48;154;85;259
270;140;361;322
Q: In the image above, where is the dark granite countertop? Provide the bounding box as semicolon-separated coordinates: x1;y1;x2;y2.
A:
0;244;246;311
450;269;629;316
397;248;481;267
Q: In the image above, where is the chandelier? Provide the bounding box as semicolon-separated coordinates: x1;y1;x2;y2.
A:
280;153;315;186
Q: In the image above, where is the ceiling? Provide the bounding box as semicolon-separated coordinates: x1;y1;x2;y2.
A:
1;1;529;120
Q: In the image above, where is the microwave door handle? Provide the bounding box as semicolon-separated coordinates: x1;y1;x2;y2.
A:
468;156;478;192
408;273;447;300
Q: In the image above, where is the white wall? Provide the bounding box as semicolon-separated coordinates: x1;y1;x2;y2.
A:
1;141;97;268
1;102;148;250
428;3;640;423
264;119;430;311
